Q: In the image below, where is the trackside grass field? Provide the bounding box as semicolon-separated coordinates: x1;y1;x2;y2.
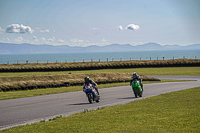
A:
0;67;199;90
2;87;200;132
0;67;199;100
0;66;200;76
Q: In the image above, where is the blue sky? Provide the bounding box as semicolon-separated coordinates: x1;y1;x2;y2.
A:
0;0;200;46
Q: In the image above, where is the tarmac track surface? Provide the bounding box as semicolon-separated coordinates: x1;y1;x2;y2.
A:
0;75;200;130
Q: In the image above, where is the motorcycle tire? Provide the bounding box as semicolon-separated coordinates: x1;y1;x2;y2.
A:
87;94;93;104
96;99;100;103
133;89;137;98
140;90;143;97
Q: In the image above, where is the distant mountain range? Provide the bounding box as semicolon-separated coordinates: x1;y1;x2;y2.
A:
0;42;200;54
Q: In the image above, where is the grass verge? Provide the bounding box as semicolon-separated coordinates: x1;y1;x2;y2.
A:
0;73;158;92
0;67;200;77
0;67;199;92
0;79;194;100
2;86;200;132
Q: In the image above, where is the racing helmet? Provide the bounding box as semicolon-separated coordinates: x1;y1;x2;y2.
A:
84;77;90;83
133;72;137;78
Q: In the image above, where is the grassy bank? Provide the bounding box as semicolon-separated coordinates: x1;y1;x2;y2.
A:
1;67;199;77
2;86;200;132
0;59;199;72
0;73;158;92
0;66;199;93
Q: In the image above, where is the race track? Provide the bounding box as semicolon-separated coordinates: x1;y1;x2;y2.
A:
0;75;200;130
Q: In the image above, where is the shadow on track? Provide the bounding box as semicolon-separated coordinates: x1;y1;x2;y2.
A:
68;103;90;106
117;97;135;99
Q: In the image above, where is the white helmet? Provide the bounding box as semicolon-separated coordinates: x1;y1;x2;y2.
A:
133;72;137;78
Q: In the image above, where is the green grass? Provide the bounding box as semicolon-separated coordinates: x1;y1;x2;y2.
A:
0;66;198;100
0;59;199;72
0;67;198;92
2;86;200;133
0;67;199;89
0;80;194;100
0;67;199;77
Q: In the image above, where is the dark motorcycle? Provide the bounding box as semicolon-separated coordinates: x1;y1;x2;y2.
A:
83;84;100;103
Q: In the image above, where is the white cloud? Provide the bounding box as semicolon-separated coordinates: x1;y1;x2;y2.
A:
70;38;84;43
3;38;10;41
35;27;50;33
117;25;123;30
0;26;5;34
101;39;107;42
33;36;37;40
68;38;91;47
48;38;54;42
14;36;24;42
30;36;66;45
126;24;140;30
47;37;56;43
40;29;50;33
91;28;99;31
58;39;65;43
41;37;46;42
6;24;33;33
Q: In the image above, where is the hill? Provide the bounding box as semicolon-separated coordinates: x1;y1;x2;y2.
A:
0;42;200;54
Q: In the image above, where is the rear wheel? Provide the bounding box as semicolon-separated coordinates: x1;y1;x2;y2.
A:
96;99;100;103
139;88;143;97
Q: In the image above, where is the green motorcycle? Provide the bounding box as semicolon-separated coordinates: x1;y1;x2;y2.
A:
131;79;143;98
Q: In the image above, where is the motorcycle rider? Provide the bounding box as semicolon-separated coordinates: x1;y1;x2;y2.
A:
83;77;99;95
130;72;143;90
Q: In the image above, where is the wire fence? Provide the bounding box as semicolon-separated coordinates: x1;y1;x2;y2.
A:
1;56;199;65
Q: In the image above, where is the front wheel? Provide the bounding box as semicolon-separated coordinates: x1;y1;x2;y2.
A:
87;94;93;104
133;89;137;98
